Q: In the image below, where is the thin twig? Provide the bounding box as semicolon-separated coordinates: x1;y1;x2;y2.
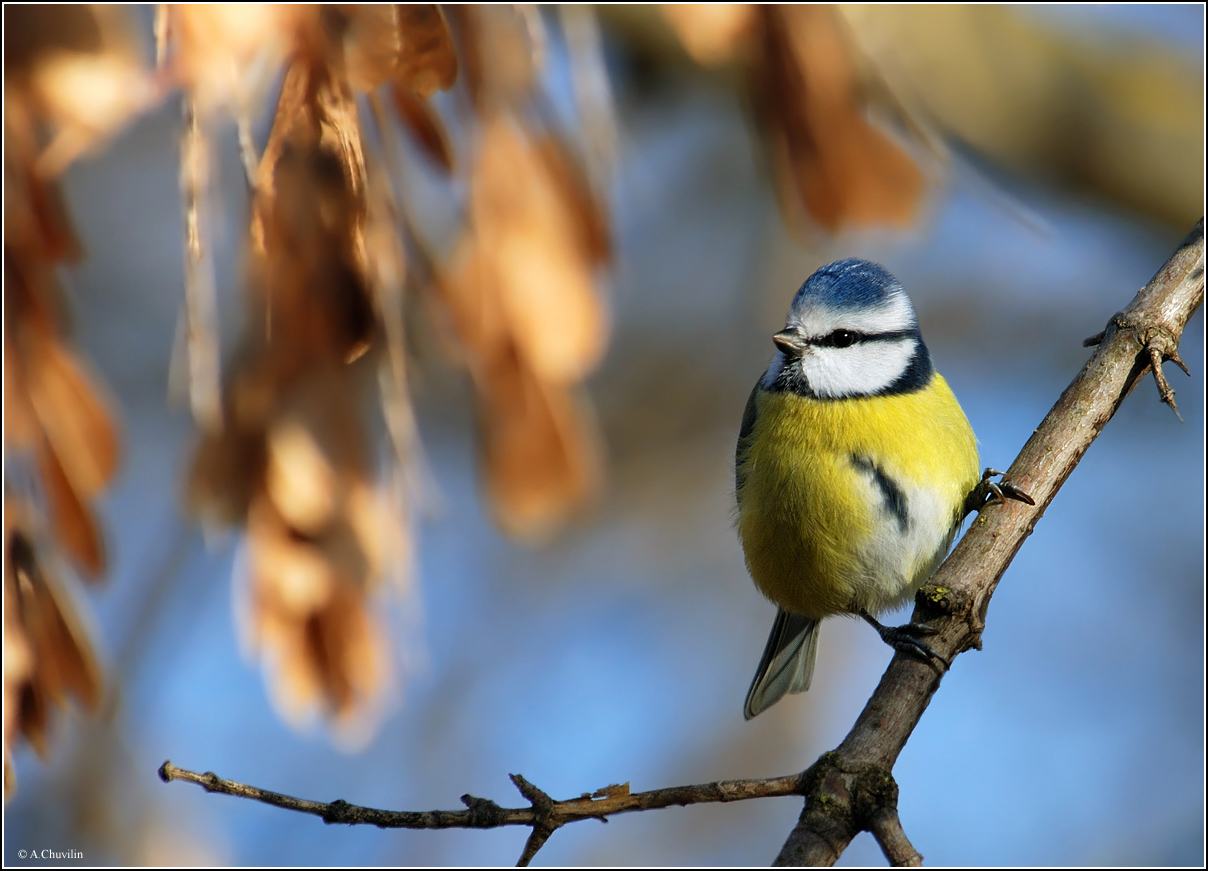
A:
510;774;558;867
1146;343;1184;421
159;760;804;865
159;761;527;829
364;93;430;482
180;97;223;430
154;4;170;70
867;807;923;867
236;112;260;190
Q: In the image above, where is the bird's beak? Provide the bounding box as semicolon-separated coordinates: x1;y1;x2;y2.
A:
773;329;806;357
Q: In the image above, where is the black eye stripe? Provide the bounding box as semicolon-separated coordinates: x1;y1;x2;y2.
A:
808;328;915;348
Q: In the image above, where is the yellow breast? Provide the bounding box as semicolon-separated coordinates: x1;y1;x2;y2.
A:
736;374;980;619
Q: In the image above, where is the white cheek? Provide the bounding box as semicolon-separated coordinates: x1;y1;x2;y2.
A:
799;340;916;397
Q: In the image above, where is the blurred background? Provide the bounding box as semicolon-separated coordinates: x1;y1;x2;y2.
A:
4;4;1204;866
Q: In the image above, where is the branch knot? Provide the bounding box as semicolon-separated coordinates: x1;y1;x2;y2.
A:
459;794;507;828
321;799;354;825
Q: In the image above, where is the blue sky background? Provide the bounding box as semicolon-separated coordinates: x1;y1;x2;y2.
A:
4;5;1204;867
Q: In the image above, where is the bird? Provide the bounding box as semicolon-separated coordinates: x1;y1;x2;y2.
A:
735;258;1012;720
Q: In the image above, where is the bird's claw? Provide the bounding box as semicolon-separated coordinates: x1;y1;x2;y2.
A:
995;479;1034;505
860;610;950;673
965;468;1035;516
890;621;939;639
982;467;1036;506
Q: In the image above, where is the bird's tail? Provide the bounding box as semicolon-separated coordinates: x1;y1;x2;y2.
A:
744;609;820;720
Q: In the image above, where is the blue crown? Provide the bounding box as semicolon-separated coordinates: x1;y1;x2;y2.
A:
791;259;904;312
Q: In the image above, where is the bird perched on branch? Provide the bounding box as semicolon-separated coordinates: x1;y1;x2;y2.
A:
736;258;1028;719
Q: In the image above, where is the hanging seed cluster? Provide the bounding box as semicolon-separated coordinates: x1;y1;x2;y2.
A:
2;3;617;783
4;5;135;797
662;4;925;231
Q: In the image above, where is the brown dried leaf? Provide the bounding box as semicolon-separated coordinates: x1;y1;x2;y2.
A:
756;6;924;230
33;50;152;141
445;5;484;107
341;5;406;93
0;260;41;451
6;532;100;711
264;366;367;535
269;498;378;608
18;6;158;175
172;4;305;114
265;420;340;535
393;4;458;95
20;164;82;264
35;442;104;579
248;496;335;617
535;135;611;266
249;524;389;727
661;4;754;65
493;228;606;385
3;333;39;452
343;5;457;95
5;77;82;265
592;782;631;799
26;338;119;498
4;540;35;778
449;5;534;109
3;5;105;78
251;59;376;364
343;479;395;586
3;243;117;583
244;408;394;726
308;584;387;718
474;117;609;384
249;480;391;625
263;583;388;723
5;525;102;759
186;423;266;528
389;82;454;173
14;686;49;761
440;237;510;367
478;345;602;540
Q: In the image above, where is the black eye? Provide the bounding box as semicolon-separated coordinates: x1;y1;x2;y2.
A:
830;330;857;348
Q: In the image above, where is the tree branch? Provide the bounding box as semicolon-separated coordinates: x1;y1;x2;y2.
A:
773;218;1204;865
868;805;923;867
158;761;805;866
159;220;1203;866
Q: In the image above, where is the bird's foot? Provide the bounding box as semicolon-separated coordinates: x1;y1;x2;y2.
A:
860;610;950;673
963;468;1035;517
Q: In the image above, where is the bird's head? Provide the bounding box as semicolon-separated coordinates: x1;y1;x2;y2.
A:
762;259;932;399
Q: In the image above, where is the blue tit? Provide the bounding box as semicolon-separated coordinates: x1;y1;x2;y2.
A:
736;258;981;720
